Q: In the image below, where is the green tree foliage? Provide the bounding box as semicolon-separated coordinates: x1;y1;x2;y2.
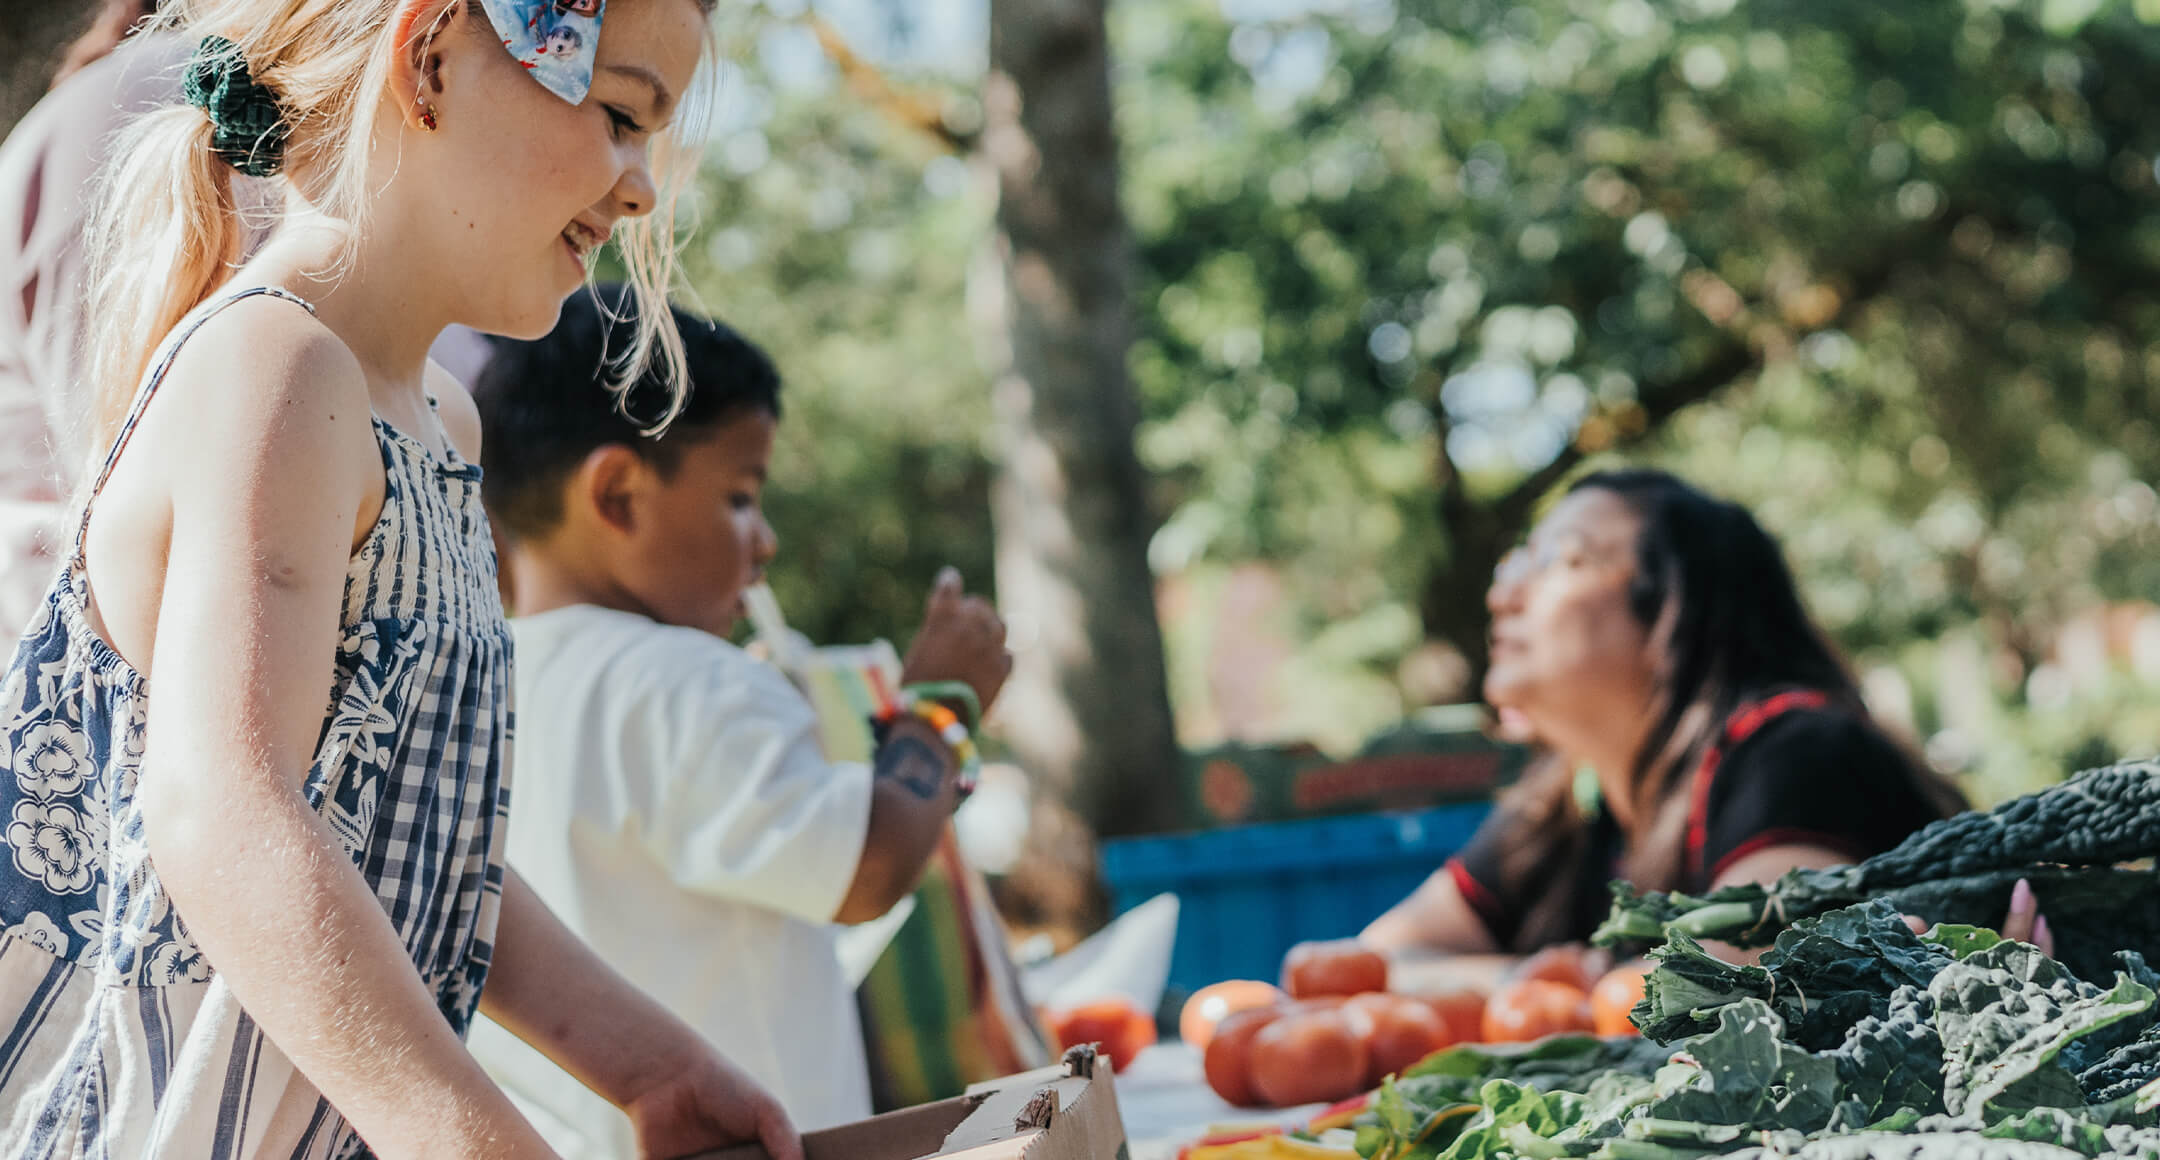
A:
1120;0;2160;671
675;64;1001;649
683;0;2160;794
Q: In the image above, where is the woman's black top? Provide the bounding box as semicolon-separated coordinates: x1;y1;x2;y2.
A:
1446;694;1947;948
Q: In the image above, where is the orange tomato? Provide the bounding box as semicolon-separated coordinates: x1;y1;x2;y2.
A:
1418;990;1489;1045
1281;940;1390;999
1248;1008;1372;1107
1592;962;1651;1037
1049;997;1158;1072
1481;979;1595;1044
1345;993;1453;1084
1180;980;1289;1050
1203;1005;1285;1107
1512;944;1599;993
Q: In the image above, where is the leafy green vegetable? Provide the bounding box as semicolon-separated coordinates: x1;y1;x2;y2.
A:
1648;1002;1841;1133
2078;1028;2160;1105
1356;774;2160;1160
1594;763;2160;985
1982;1101;2160;1159
1928;941;2156;1117
1824;986;1947;1123
1630;933;1775;1044
1438;1081;1590;1160
1632;904;1953;1051
1404;1036;1676;1091
1724;1132;2090;1158
1924;926;2006;960
1757;902;1956;1051
1840;763;2160;891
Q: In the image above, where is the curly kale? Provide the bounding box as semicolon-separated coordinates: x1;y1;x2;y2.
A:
1825;986;1948;1124
1927;941;2155;1117
1353;767;2160;1160
1594;761;2160;984
2079;1027;2160;1105
1630;903;1955;1050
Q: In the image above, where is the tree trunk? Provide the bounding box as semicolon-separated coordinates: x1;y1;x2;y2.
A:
978;0;1182;839
0;0;92;138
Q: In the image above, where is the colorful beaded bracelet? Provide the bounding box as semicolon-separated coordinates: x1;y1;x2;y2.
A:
868;684;982;800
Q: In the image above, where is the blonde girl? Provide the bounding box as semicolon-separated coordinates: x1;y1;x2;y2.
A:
0;1;800;1156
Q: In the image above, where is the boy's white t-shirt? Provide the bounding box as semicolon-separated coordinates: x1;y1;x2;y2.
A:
468;604;876;1154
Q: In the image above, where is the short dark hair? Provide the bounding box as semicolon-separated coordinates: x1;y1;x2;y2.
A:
473;283;782;540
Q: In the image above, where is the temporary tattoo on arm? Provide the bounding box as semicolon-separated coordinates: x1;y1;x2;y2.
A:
874;735;948;801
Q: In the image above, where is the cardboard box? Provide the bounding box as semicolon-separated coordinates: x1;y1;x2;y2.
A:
699;1046;1129;1160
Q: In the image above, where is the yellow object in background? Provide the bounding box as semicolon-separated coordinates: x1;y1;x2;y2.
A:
1182;1136;1358;1160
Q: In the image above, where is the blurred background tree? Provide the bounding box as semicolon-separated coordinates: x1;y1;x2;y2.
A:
689;0;2160;820
12;0;2156;859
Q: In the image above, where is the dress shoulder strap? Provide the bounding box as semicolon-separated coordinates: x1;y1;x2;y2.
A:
74;286;318;560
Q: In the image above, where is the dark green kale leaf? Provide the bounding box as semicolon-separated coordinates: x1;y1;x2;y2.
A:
1646;1001;1842;1134
1823;986;1947;1123
1722;1132;2088;1159
1928;941;2157;1117
2078;1026;2160;1105
1631;904;1952;1050
2059;953;2160;1078
1631;933;1775;1044
1404;1035;1675;1092
1981;1102;2160;1159
1594;763;2160;984
1756;902;1955;1051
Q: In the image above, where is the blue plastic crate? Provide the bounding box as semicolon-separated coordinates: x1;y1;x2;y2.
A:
1100;803;1491;996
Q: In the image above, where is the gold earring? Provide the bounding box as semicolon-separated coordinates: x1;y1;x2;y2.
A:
420;103;439;131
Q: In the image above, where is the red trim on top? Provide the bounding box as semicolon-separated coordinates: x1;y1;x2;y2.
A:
1708;826;1871;884
1683;690;1831;884
1447;857;1507;942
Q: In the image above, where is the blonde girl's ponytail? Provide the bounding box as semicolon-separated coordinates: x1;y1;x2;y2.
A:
81;98;247;450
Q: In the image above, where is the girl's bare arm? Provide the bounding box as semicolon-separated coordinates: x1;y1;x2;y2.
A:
131;311;551;1158
482;869;803;1160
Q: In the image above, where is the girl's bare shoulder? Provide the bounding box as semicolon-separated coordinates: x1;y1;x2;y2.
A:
150;292;381;492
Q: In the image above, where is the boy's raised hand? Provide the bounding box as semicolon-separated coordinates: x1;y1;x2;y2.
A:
901;567;1013;716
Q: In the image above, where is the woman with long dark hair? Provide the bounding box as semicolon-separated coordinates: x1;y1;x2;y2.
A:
1364;469;1966;954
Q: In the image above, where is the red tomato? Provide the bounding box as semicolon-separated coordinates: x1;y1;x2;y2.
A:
1418;990;1488;1044
1203;1005;1284;1107
1512;944;1599;993
1049;997;1158;1072
1345;993;1453;1084
1481;980;1595;1044
1592;962;1652;1038
1281;940;1390;999
1248;1008;1372;1108
1180;980;1288;1050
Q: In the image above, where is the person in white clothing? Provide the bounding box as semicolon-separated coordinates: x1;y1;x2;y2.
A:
465;284;1012;1153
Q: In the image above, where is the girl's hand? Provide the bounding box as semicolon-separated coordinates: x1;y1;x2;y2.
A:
1901;876;2054;957
621;1043;802;1160
901;567;1012;715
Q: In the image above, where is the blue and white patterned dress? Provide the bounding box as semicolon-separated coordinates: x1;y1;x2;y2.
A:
0;286;514;1158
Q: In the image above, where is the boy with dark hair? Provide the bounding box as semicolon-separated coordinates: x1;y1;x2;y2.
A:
466;284;1010;1155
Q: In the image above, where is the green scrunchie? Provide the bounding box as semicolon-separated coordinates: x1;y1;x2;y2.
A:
182;35;289;178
